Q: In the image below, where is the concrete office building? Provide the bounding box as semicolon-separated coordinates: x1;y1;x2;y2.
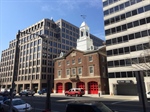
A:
0;18;103;93
103;0;150;95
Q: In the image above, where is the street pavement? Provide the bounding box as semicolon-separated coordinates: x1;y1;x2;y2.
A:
16;93;150;112
33;93;139;100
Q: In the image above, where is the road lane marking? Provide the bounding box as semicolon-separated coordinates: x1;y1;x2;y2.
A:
111;98;138;105
57;98;81;102
111;100;131;104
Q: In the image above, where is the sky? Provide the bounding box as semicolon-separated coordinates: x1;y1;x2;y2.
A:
0;0;105;59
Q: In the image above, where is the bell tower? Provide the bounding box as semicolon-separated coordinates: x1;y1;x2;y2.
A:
76;17;94;51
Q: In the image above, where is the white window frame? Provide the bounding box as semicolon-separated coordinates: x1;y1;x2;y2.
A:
71;68;76;75
89;66;94;75
72;59;75;65
66;69;70;76
66;60;70;65
58;61;61;67
78;67;82;75
78;58;82;64
57;70;61;77
89;56;93;62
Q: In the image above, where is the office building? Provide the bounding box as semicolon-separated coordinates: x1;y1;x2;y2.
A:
0;18;103;92
103;0;150;95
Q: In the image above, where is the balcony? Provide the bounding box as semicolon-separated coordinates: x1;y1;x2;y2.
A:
69;75;80;82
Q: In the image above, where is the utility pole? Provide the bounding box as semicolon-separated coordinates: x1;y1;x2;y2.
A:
9;30;20;112
45;79;51;112
135;71;148;112
43;38;51;112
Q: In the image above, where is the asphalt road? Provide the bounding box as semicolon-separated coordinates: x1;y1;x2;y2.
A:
16;95;150;112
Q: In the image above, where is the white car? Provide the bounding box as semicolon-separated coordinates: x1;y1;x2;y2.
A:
147;91;150;99
1;98;32;112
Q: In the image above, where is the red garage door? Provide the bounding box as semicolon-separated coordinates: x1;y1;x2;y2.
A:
88;81;98;94
56;83;63;93
76;82;85;90
65;82;72;91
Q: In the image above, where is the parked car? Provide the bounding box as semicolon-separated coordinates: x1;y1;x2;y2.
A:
0;90;9;96
0;89;16;97
19;90;35;96
66;101;117;112
38;88;47;95
8;89;17;97
65;88;85;97
1;98;33;112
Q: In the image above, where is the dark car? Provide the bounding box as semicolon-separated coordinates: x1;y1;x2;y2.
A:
38;88;47;95
0;89;16;97
19;90;35;96
0;90;9;96
66;101;117;112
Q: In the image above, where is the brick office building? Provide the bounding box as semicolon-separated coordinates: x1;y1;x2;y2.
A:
54;21;109;95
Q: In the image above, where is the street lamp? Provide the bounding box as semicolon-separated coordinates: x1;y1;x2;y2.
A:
9;30;51;112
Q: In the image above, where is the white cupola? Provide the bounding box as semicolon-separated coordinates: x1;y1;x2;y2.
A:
76;21;94;51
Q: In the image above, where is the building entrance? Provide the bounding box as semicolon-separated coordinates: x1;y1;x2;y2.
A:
56;83;63;93
88;81;98;94
116;84;137;95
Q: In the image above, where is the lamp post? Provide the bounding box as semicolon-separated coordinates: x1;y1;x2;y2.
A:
9;30;51;112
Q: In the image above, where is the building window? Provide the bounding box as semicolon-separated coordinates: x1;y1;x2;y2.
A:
72;59;75;65
78;67;82;75
89;66;94;75
81;31;83;37
66;69;70;76
58;61;61;66
58;70;61;77
66;60;70;65
78;58;82;64
89;56;93;62
72;68;76;75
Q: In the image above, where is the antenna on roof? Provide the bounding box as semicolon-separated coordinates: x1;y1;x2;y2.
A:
81;15;86;21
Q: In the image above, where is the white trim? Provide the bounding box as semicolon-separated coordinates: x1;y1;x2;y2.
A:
54;76;100;80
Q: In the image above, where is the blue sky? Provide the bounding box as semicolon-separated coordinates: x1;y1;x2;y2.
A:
0;0;105;58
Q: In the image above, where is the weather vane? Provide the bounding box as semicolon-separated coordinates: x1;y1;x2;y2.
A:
81;15;86;21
